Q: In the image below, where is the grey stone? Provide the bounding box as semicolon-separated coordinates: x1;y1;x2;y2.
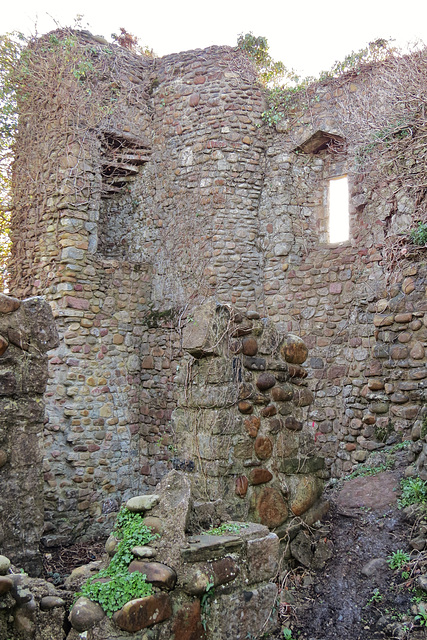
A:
69;596;105;631
131;546;157;559
361;557;388;577
0;555;11;575
40;596;66;610
126;495;160;512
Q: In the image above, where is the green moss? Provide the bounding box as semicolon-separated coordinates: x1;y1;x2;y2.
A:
145;307;176;328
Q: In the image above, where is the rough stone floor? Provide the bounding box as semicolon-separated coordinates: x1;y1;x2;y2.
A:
270;464;427;640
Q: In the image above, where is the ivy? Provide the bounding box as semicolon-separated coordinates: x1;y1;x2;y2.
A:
79;571;153;618
76;507;159;617
0;31;25;289
237;32;289;87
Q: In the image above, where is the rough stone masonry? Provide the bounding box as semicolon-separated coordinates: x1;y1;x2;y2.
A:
5;29;427;547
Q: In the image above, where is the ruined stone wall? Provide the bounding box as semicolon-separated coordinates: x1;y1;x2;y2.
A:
8;34;268;544
7;34;427;545
261;77;427;476
0;294;58;573
100;45;267;308
173;302;327;545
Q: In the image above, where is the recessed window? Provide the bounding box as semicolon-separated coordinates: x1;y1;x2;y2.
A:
329;175;349;243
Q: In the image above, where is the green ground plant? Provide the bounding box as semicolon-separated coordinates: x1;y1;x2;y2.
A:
398;477;427;508
415;603;427;626
76;507;159;617
366;588;383;606
387;549;411;570
207;522;248;535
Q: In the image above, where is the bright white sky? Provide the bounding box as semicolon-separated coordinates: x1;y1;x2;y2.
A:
3;0;427;77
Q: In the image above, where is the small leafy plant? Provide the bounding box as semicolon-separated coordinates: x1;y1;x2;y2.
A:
79;571;153;617
201;576;215;631
398;477;427;508
415;603;427;626
366;588;383;605
410;222;427;246
76;507;159;617
387;549;411;570
207;522;248;536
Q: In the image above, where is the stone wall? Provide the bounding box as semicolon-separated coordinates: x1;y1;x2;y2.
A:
0;293;58;573
173;302;327;541
7;31;427;544
260;79;427;476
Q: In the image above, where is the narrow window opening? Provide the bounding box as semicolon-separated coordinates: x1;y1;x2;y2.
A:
329;175;349;243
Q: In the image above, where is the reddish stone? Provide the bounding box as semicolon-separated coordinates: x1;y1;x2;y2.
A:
294;388;314;407
271;385;293;402
261;404;277;418
345;443;357;451
267;223;273;233
8;328;29;350
290;476;323;516
189;93;200;107
244;416;260;438
194;75;206;84
141;356;155;369
235;475;249;497
238;401;253;414
0;449;7;468
65;296;90;310
410;342;425;359
287;364;308;378
281;335;308;364
242;337;258;356
256;373;276;391
329;282;342;294
0;576;12;595
128;561;176;590
211;557;240;586
254;436;273;460
285;417;303;431
0;335;8;356
249;468;273;485
0;293;20;314
327;365;346;379
390;345;409;360
172;600;207;640
269;418;283;434
113;593;172;632
253;487;288;528
140;464;150;475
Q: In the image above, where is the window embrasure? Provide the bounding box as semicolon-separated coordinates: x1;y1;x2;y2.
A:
328;175;349;243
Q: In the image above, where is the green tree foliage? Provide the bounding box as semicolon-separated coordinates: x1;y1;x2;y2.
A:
0;32;25;289
237;32;290;87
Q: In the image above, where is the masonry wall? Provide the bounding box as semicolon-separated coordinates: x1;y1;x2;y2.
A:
260;80;427;476
0;294;58;573
7;33;427;545
8;33;269;544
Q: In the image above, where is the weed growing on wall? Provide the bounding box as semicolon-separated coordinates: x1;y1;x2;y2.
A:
76;507;159;616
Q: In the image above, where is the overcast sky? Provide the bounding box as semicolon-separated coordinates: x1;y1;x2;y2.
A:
3;1;427;77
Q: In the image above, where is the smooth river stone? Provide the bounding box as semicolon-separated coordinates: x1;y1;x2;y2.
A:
113;593;172;632
126;495;160;512
256;373;276;391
